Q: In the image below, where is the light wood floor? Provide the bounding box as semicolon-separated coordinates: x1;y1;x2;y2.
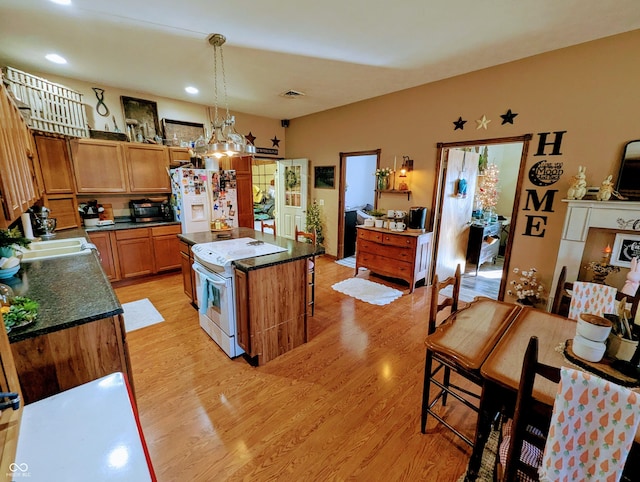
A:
115;257;476;481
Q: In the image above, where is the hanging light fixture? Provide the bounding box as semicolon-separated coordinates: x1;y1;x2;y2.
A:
205;33;256;158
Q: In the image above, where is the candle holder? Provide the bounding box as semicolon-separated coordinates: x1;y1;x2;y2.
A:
585;261;620;284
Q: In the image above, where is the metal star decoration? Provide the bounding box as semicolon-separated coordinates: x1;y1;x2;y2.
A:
500;109;518;125
453;116;467;130
476;115;491;130
271;136;280;147
245;131;256;145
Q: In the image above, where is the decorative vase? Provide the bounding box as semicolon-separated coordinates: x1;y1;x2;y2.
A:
0;247;14;258
377;175;389;191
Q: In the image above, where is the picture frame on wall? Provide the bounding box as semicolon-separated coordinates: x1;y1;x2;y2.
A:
314;165;336;189
121;96;160;140
162;118;206;146
611;233;640;268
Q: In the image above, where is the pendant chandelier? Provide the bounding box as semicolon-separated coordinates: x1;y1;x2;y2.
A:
205;33;256;159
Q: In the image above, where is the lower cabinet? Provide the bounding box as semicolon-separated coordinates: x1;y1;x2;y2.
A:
235;260;308;365
179;240;197;306
89;224;181;282
355;227;432;293
10;315;132;405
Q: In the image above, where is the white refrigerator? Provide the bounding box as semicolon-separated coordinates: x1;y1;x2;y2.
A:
170;167;238;233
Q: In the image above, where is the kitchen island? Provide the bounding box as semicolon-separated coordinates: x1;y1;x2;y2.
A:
5;228;132;404
179;228;324;365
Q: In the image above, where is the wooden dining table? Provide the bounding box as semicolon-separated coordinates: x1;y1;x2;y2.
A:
461;305;640;481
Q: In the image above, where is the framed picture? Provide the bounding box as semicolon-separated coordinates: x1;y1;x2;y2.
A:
314;165;336;189
162;118;206;145
611;233;640;267
121;96;160;140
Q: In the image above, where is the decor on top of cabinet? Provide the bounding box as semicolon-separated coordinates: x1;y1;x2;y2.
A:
506;267;546;306
121;96;160;142
566;165;587;200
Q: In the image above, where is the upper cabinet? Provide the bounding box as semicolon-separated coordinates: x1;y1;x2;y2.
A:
71;139;128;193
124;144;170;193
0;81;42;228
70;139;170;194
35;135;75;194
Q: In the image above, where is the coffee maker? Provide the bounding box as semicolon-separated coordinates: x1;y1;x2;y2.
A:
408;207;427;232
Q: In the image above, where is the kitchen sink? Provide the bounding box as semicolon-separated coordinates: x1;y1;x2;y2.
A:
20;237;94;261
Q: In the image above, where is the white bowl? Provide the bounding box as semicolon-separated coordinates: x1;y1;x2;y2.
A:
573;334;606;362
576;313;612;342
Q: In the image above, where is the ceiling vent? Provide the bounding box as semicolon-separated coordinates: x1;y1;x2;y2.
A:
280;89;306;99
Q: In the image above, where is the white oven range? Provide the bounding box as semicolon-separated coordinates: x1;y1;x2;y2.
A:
192;238;287;358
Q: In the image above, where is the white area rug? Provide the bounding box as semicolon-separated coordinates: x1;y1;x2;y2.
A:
122;298;165;332
335;256;356;268
331;278;403;305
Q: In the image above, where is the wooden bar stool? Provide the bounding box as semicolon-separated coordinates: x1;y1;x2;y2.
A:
295;226;316;316
260;220;276;236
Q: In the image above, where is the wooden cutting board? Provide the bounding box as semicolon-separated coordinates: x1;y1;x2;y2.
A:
99;203;114;221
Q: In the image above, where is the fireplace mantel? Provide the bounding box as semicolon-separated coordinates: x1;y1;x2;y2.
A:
550;199;640;308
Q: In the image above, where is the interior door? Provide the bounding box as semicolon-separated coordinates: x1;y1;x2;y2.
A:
435;148;479;279
276;158;309;239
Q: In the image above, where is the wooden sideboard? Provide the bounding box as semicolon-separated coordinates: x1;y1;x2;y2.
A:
355;226;432;293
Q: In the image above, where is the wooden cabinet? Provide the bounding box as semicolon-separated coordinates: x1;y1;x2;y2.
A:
151;225;181;272
179;240;197;306
466;222;500;275
70;138;128;193
124;143;170;193
355;227;432;293
168;147;191;167
220;155;254;228
0;311;23;475
10;315;132;405
115;228;155;279
0;82;41;228
235;259;308;365
34;135;74;194
88;231;118;280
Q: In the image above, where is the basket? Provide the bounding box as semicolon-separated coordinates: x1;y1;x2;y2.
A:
3;66;88;137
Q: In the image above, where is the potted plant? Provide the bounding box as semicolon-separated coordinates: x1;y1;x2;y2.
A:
306;202;324;246
367;209;385;218
0;227;31;278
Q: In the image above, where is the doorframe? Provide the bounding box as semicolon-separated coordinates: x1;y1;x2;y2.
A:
430;134;532;300
337;149;381;259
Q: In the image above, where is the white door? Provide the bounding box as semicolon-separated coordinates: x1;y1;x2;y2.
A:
275;159;309;239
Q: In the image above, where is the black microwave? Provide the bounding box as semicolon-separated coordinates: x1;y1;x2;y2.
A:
129;199;173;223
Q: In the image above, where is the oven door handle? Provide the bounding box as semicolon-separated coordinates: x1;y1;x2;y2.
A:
192;263;227;287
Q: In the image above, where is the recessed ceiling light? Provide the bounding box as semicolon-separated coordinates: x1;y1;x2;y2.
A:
185;86;199;95
45;53;67;64
50;0;72;5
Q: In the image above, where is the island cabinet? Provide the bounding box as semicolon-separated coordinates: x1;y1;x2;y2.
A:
235;259;308;365
179;240;197;306
10;314;132;405
355;227;432;293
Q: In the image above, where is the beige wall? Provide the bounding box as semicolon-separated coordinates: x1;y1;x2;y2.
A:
284;29;640;297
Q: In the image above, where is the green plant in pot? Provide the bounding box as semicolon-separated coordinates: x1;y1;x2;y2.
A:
367;209;385;218
0;227;31;278
306;202;324;246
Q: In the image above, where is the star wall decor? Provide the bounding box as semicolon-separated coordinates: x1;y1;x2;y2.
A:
476;115;491;130
453;116;467;130
245;131;256;145
500;109;518;125
271;136;280;147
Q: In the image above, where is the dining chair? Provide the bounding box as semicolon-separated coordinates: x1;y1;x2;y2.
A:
496;336;560;482
295;226;316;316
260;219;276;236
420;265;481;446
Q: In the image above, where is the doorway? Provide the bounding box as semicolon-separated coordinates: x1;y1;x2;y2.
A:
337;149;381;260
431;135;532;301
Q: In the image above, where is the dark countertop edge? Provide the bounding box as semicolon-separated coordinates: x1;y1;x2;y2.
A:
85;220;181;232
8;308;123;343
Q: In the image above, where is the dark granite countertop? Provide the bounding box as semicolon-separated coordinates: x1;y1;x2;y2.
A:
5;228;122;343
178;227;324;272
84;218;181;232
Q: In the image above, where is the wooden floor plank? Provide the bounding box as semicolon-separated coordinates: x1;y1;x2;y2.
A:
115;257;475;481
